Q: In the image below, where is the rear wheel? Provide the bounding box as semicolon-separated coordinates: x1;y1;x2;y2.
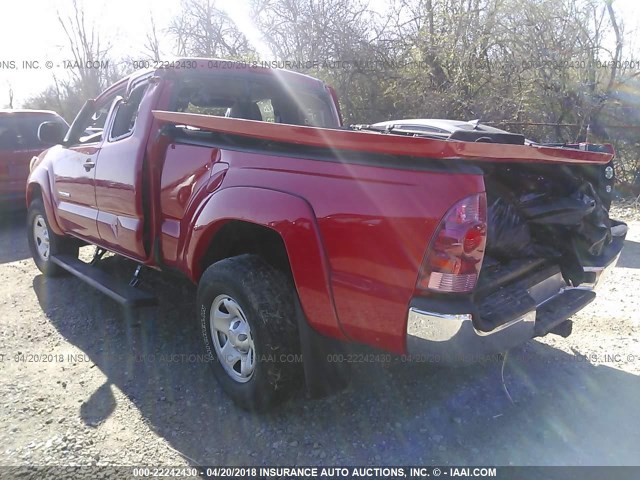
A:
197;254;302;411
27;199;78;276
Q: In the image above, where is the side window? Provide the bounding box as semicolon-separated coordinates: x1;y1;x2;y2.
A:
109;83;148;140
69;89;123;145
167;75;338;128
77;103;112;144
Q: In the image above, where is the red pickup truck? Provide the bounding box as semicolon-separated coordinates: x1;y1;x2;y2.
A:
27;59;626;411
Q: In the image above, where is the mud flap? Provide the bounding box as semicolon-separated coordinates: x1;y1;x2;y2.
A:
293;297;351;398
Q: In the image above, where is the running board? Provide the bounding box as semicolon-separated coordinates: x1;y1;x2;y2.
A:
51;254;158;308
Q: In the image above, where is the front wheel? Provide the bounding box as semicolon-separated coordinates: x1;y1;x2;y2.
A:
197;254;302;411
27;199;78;276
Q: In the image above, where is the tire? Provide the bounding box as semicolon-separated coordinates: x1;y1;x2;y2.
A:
197;254;302;411
27;198;78;276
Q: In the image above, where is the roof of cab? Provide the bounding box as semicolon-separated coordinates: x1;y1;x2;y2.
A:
96;57;327;105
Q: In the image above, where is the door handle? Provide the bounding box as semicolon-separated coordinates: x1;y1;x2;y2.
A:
83;160;96;171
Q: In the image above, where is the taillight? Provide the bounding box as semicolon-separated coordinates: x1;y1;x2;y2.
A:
417;193;487;293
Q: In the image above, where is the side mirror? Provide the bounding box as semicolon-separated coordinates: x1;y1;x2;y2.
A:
38;121;67;145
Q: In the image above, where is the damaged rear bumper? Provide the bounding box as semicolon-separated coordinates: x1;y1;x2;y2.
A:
405;222;627;363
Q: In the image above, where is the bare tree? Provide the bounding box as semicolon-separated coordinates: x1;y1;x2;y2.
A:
168;0;255;58
18;0;640;183
144;12;163;61
585;0;623;137
22;73;82;122
6;83;14;109
57;0;112;99
250;0;390;122
251;0;373;61
22;0;131;119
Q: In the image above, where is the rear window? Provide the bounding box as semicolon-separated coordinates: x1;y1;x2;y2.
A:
0;113;68;150
170;72;339;128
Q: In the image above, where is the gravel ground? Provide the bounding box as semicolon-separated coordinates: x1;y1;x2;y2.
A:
0;202;639;468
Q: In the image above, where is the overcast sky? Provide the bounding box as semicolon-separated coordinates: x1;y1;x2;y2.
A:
1;0;639;107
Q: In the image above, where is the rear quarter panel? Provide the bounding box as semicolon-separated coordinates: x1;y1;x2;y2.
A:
171;145;484;353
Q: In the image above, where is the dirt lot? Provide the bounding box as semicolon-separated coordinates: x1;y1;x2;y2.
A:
1;203;639;467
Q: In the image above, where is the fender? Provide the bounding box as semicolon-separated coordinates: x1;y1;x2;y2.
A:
183;186;346;340
26;165;64;236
